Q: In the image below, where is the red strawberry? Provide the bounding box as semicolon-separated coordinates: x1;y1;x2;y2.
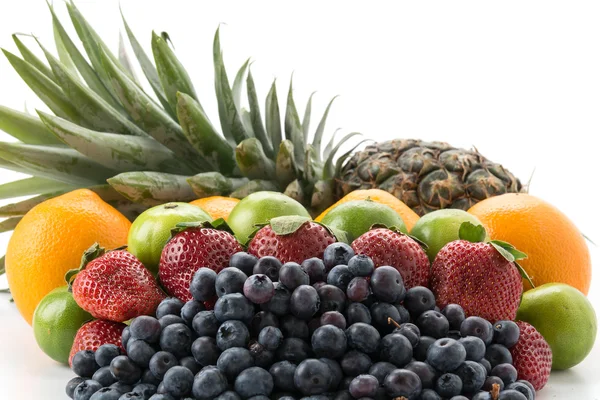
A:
510;321;552;391
71;245;166;322
159;227;243;302
430;240;523;321
69;319;126;366
351;228;430;289
247;216;336;264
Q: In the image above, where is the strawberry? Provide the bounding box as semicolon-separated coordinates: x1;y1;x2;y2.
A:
510;321;552;391
351;228;430;289
247;216;336;264
159;224;243;302
70;245;166;322
430;222;528;322
68;319;126;366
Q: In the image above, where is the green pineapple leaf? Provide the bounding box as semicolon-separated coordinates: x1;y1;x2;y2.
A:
229;180;279;199
118;32;140;86
323;128;341;161
246;69;274;159
0;105;63;145
232;58;251;112
0;217;23;234
283;179;306;205
285;78;305;169
0;176;75;201
304;145;322;185
0;189;73;217
275;140;298;187
458;221;487;243
323;132;361;179
187;172;248;199
240;108;256;137
12;34;55;80
311;179;334;215
334;139;370;178
265;79;282;151
107;171;196;206
0;256;4;276
52;21;78;77
312;96;338;159
235;138;276;180
302;92;316;145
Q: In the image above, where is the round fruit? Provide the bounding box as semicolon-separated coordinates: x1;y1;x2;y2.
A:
227;191;311;243
320;200;407;241
410;209;485;262
127;202;212;274
316;189;419;231
468;193;592;293
516;283;597;370
5;189;131;324
190;196;240;221
32;286;93;364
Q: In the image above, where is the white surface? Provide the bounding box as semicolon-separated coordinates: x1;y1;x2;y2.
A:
0;1;599;398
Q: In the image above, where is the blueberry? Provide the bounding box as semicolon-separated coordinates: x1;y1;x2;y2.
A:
339;377;354;391
270;361;297;391
249;341;276;368
190;267;217;301
180;300;206;326
435;373;462;398
485;344;513;368
109;382;133;395
346;322;380;354
426;338;466;372
383;369;422;399
455;360;487;393
413;335;436;362
161;366;194;397
404;361;437;389
308;316;322;336
416;310;449;339
156;298;184;319
480;358;492;374
110;356;142;385
317;285;347;313
235;367;274;398
216;320;250;350
192;310;219;337
441;304;466;331
311;325;347;359
294;359;332;395
449;396;470;400
498;390;528;400
158;315;185;330
95;345;122;368
250;311;280;336
341;351;372;377
419;389;442;400
491;363;518;386
92;366;117;387
482;375;505;391
159;323;193;358
193;366;229;400
327;265;354;291
280;262;310;290
254;256;283;281
74;380;103;400
179;356;201;375
370;302;401;333
459;336;486;362
370;266;405;303
320;311;347;329
230;252;258;275
346;303;371;325
280;315;310;340
312;281;327;291
506;382;535;400
67;377;86;399
402;286;435;318
320;358;343;391
301;258;327;283
216;267;248;297
258;326;284;350
346;277;371;302
493;320;520;349
147;394;175;400
448;330;462;340
460;316;494;345
395;304;411;324
127;339;156;369
247;396;270;400
379;333;412;367
347;254;375;277
89;387;121;400
276;338;312;363
118;392;143;399
261;282;291;316
394;323;420;347
141;369;162;386
323;243;355;271
368;362;396;385
517;380;536;396
244;274;275;304
290;285;320;320
132;383;157;398
349;374;378;398
217;347;255;380
215;391;242;400
214;293;254;323
472;392;493;400
73;350;100;378
149;351;178;379
191;336;221;367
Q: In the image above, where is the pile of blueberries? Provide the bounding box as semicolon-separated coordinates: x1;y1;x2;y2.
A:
66;242;536;400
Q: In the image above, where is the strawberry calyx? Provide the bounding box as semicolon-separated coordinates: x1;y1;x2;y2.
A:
65;242;107;287
248;215;349;245
169;218;233;238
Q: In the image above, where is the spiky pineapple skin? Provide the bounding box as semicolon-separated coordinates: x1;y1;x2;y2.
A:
337;139;522;216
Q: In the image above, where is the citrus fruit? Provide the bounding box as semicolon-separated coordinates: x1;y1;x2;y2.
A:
5;189;131;325
190;196;240;221
227;191;311;243
32;286;93;364
315;189;420;231
320;200;407;242
410;209;486;262
516;283;597;370
468;193;592;294
127;202;212;274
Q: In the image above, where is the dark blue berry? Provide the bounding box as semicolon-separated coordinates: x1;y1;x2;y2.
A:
216;320;250;351
276;338;311;363
234;367;274;398
280;315;310;340
459;336;486;361
435;373;462;398
416;310;449;339
115;392;143;399
320;358;343;391
419;389;442;400
394;323;420;347
162;366;194;397
149;351;178;379
349;374;378;398
320;311;346;329
190;267;217;302
270;361;297;391
191;336;220;367
370;302;401;333
216;267;248;297
250;311;280;337
413;335;436;362
192;366;229;400
290;285;320;320
482;375;505;391
294;359;332;395
517;380;535;396
73;350;100;378
110;356;141;385
217;347;255;380
426;338;466;372
368;362;396;385
108;382;133;394
92;366;117;387
404;361;437;389
370;266;405;303
311;325;347;359
261;282;291;316
132;383;157;398
383;369;422;398
230;252;258;276
214;293;254;323
403;286;435;318
379;333;412;367
127;339;156;368
317;285;347;314
179;356;201;375
180;300;205;326
491;363;518;386
95;344;121;368
159;323;193;358
258;326;284;350
493;320;521;348
506;382;534;400
346;322;380;354
89;387;121;400
346;277;371;302
121;327;131;349
215;391;242;400
441;304;465;331
455;360;487;393
141;369;162;385
498;390;528;400
346;303;371;325
147;394;174;400
67;377;86;399
192;310;219;336
485;344;513;368
472;392;493;400
158;315;184;330
156;298;184;319
254;256;283;281
301;258;327;283
280;262;310;290
74;380;103;400
249;341;275;368
460;316;494;345
323;243;355;271
347;254;374;277
480;358;492;374
341;351;372;377
244;274;275;304
327;265;354;291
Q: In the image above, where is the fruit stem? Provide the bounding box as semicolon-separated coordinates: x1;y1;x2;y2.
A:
387;317;401;329
491;383;500;400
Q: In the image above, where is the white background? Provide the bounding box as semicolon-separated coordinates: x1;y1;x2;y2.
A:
0;1;599;399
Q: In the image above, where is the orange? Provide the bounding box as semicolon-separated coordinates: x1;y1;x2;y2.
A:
190;196;240;221
468;193;591;294
316;189;420;231
5;189;131;324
